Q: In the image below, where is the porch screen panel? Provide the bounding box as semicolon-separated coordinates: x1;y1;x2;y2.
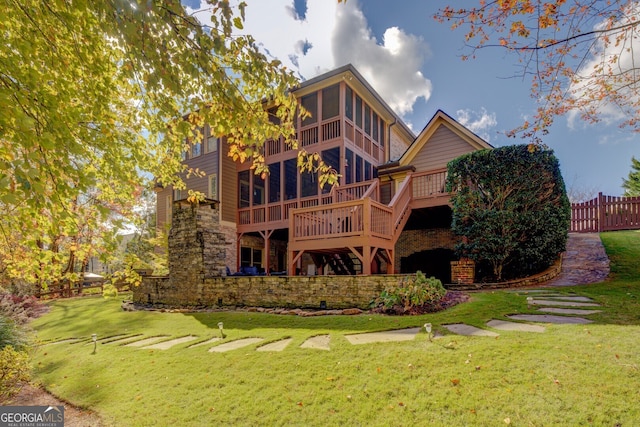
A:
284;159;298;200
345;86;353;121
269;162;281;203
321;147;340;193
322;84;340;120
301;93;317;127
345;148;354;185
301;171;317;198
238;170;250;208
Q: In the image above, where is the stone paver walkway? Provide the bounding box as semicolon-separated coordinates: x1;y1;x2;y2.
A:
538;307;601;315
257;338;293;352
543;232;609;286
508;314;593;324
46;234;610;352
344;328;421;345
300;335;330;350
486;319;545;333
208;338;264;353
444;324;499;337
143;335;198;350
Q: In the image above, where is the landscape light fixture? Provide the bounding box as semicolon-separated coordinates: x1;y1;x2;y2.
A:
527;296;533;307
424;323;432;342
218;322;226;339
92;333;97;354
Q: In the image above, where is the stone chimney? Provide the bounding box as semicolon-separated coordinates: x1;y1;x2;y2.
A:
168;199;227;283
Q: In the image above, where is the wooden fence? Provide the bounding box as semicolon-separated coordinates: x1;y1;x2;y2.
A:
571;193;640;232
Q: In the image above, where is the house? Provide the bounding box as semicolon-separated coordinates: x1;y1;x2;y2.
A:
155;64;492;282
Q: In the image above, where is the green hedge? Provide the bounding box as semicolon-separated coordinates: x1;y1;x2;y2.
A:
446;144;570;281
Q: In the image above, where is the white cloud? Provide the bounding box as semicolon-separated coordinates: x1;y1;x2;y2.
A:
456;107;497;141
331;2;432;116
567;3;640;130
188;0;431;118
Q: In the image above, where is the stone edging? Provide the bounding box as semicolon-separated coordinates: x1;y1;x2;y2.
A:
445;255;563;291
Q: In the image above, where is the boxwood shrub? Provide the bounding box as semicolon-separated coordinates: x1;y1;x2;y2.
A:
446;144;570;281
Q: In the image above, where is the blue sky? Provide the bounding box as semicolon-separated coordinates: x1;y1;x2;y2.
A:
185;0;640;198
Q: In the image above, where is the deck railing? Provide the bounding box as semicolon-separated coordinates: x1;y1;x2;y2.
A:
241;169;450;239
291;198;392;242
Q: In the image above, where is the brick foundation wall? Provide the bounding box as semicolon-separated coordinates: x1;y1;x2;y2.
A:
134;275;404;309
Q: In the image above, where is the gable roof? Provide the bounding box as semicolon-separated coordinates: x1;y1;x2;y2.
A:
397;109;493;167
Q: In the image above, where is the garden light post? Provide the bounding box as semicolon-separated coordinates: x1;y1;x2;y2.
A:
218;322;226;339
424;323;432;342
92;333;97;354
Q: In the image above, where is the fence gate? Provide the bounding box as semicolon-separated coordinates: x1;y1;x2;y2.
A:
571;193;640;232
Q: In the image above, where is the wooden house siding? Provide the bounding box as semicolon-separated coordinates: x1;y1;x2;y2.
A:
411;126;479;172
183;149;219;196
389;126;409;161
220;145;237;224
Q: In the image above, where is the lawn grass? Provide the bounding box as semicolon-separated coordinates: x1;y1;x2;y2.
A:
29;231;640;426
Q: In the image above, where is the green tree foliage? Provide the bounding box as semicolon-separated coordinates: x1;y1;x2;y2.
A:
446;145;570;281
436;1;640;140
1;1;333;289
622;157;640;197
0;345;30;400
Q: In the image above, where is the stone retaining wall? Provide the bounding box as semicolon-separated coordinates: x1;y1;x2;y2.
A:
134;275;404;309
446;256;563;291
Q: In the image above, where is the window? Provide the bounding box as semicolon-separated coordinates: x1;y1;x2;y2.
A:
301;93;317;127
364;104;371;136
192;140;202;157
301;171;317;198
238;170;250;208
240;247;262;268
322;84;340;120
355;95;362;128
365;161;372;181
345;86;353;121
284;159;297;200
380;122;385;148
355;155;363;182
206;134;218;154
208;174;218;199
173;188;183;200
253;173;265;205
345;148;353;185
268;162;281;203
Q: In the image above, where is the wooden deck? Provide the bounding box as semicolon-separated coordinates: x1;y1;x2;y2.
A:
286;168;451;274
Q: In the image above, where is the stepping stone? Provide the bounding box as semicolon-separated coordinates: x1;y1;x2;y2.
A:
256;338;293;352
486;319;545;333
300;335;330;350
208;338;264;353
124;336;169;347
529;299;600;307
538;307;602;315
543;296;595;302
508;314;593;324
443;323;499;337
188;337;221;348
344;328;421;345
143;335;198;350
103;334;143;344
42;338;81;346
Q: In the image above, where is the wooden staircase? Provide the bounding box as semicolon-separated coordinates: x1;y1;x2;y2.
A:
288;168;451;275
